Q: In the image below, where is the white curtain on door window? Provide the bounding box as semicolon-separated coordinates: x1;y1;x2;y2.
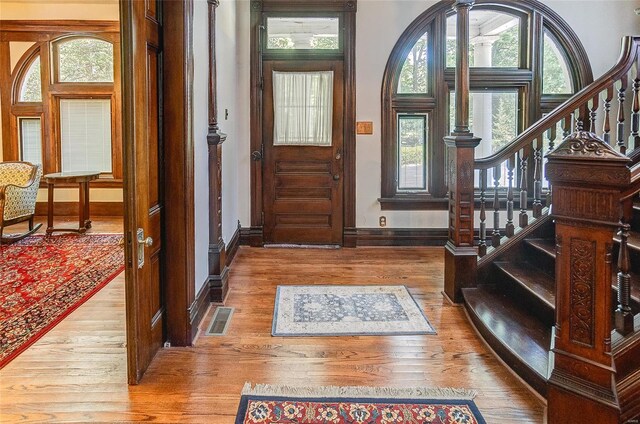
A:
273;71;333;146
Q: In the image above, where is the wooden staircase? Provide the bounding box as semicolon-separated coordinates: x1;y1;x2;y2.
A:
463;201;640;399
443;34;640;423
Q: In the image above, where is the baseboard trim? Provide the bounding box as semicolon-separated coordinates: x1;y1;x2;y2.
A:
35;201;123;217
189;279;211;343
240;226;263;246
355;228;449;246
226;222;241;266
238;226;448;247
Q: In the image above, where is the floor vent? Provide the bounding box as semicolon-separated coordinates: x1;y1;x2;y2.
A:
206;307;234;336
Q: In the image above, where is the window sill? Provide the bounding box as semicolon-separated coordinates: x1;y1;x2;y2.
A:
378;196;448;211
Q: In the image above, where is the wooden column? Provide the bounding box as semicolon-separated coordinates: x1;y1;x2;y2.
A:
546;131;630;424
207;0;229;302
443;0;481;303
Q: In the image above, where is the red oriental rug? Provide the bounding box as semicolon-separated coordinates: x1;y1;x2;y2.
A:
236;384;486;424
0;234;124;368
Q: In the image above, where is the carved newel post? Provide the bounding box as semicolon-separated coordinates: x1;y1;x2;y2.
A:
546;131;630;424
443;0;482;303
207;0;229;302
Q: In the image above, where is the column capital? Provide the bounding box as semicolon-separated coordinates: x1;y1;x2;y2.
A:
453;0;475;11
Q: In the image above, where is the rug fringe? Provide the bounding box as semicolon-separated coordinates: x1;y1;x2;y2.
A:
241;383;477;400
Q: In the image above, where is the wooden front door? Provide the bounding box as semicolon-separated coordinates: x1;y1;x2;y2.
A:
262;61;344;245
121;0;164;384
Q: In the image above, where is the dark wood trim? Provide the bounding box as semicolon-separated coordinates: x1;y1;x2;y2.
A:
162;0;196;347
0;41;11;160
355;228;448;246
35;201;123;216
239;226;263;247
189;279;211;342
379;197;449;210
249;0;357;246
380;0;593;209
0;20;120;34
225;221;241;267
207;0;228;304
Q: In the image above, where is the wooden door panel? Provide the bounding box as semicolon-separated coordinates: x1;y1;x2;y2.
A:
122;0;164;384
263;61;344;245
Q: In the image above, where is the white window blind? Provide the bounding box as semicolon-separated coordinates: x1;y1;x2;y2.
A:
60;99;112;173
273;71;333;146
19;118;42;166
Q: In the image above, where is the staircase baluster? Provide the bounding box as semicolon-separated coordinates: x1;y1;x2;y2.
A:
492;165;501;248
617;75;628;154
506;156;515;237
546;125;556;208
533;138;543;218
615;221;633;335
576;105;586;132
603;85;614;144
478;169;487;257
519;150;529;228
630;63;639;152
562;115;572;138
547;122;557;152
589;95;598;133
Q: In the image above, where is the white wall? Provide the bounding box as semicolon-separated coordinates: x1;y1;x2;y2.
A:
353;0;640;229
194;0;244;293
217;1;640;234
193;0;211;293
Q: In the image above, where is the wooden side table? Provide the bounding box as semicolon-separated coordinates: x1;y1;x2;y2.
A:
43;171;100;235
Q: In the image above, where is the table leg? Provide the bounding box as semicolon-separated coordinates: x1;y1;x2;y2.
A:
84;181;92;229
78;183;86;233
46;183;54;235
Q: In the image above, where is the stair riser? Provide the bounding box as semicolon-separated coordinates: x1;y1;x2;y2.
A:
493;265;555;327
524;243;555;274
463;302;548;397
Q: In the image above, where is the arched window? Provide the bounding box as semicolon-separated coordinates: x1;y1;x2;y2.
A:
5;30;121;183
380;0;592;209
18;55;42;102
54;37;114;83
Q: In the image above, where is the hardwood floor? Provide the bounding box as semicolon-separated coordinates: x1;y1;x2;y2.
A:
0;243;546;423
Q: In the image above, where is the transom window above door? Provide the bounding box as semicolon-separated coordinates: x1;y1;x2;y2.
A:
265;16;342;51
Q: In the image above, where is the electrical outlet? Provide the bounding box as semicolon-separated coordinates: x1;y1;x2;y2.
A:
379;216;387;227
163;341;171;348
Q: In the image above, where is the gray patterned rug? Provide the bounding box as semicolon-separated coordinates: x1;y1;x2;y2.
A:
272;285;435;336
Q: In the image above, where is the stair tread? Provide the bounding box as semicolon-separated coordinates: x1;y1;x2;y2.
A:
494;261;555;310
463;286;550;384
526;238;556;259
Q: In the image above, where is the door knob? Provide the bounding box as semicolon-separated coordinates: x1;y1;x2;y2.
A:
136;228;153;269
333;174;340;181
251;150;263;161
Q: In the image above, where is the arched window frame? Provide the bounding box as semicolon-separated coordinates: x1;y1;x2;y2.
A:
3;26;122;185
380;0;593;210
51;34;115;84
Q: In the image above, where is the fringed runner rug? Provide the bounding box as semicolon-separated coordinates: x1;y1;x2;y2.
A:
272;285;435;336
0;234;124;368
236;384;486;424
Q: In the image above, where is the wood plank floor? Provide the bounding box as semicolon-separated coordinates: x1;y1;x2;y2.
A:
1;241;546;423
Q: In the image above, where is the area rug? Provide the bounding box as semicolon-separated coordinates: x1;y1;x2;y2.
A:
0;234;124;368
272;285;435;336
236;383;486;424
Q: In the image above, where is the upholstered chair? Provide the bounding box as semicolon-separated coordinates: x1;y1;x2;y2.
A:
0;161;42;243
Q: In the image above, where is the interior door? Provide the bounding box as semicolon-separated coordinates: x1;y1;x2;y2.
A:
262;61;344;245
121;0;164;384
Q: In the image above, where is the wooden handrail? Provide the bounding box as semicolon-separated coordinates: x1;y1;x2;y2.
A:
476;36;640;170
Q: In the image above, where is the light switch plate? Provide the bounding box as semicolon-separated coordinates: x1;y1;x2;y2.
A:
356;121;373;135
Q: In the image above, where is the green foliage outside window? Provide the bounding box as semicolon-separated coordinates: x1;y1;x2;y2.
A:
20;57;42;102
399;34;428;93
58;38;114;82
310;36;338;49
268;37;294;49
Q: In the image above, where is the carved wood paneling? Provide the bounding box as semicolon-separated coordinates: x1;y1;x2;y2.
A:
569;238;596;347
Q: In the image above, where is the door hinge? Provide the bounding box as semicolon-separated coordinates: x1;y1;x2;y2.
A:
259;76;264;90
261;211;265;226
